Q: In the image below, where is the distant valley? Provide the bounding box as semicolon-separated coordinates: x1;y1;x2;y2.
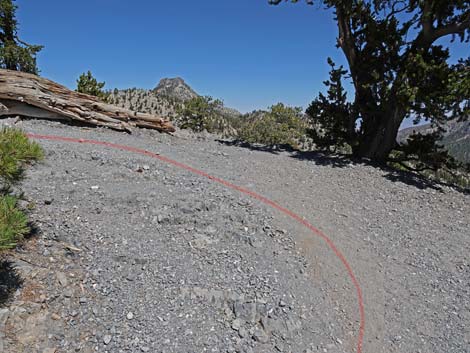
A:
398;119;470;164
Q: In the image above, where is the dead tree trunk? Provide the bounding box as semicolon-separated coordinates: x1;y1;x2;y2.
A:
0;69;175;133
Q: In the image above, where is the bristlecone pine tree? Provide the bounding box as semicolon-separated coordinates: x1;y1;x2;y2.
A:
76;71;109;102
0;0;43;74
271;0;470;170
176;96;224;132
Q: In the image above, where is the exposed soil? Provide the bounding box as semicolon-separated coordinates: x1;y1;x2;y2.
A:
1;118;469;353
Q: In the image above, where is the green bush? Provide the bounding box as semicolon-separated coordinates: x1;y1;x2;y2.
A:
0;195;29;250
238;103;307;149
76;71;109;102
0;128;43;250
0;128;43;188
176;96;224;132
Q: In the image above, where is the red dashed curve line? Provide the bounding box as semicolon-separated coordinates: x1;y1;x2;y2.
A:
27;133;366;353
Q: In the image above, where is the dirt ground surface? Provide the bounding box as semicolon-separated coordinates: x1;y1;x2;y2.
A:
1;118;469;353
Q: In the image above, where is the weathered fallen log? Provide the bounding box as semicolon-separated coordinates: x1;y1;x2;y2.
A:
0;69;175;133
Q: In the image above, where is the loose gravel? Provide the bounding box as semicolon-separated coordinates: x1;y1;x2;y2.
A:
0;118;469;353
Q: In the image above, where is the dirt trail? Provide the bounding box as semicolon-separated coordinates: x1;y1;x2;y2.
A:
1;119;469;353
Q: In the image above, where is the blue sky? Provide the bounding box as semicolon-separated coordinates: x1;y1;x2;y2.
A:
16;0;469;116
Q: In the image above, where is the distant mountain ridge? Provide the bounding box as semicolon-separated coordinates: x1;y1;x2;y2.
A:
108;77;242;124
153;77;199;101
398;119;470;163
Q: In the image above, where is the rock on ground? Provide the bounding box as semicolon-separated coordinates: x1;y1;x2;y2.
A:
0;118;468;353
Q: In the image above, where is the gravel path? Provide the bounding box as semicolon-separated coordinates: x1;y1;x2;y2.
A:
1;118;469;353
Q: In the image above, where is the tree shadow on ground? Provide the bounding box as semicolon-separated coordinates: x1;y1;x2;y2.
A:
290;150;354;168
216;139;299;155
0;260;22;307
293;151;470;194
381;168;459;191
216;139;469;194
0;221;40;308
24;221;41;241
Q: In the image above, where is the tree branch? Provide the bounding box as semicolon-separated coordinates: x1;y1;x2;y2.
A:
268;0;314;4
385;0;411;22
336;8;358;74
421;1;434;40
415;10;470;49
433;12;470;40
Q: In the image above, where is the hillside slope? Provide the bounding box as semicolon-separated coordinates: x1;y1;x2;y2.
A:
107;86;182;121
153;77;198;101
398;120;470;163
107;77;242;125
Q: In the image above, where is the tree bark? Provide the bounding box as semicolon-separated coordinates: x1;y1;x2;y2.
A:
354;106;405;161
0;69;175;133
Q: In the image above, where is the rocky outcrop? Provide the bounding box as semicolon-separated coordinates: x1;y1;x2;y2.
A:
153;77;199;102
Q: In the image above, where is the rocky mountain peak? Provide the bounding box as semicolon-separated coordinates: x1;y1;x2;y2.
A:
153;77;199;102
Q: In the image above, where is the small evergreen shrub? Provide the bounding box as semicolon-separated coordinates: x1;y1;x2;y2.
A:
0;127;43;188
0;128;43;250
176;96;224;132
238;103;307;149
0;195;29;250
76;71;110;102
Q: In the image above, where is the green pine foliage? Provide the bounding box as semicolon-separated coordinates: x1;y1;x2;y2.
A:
238;103;307;149
0;127;43;188
0;0;43;74
76;71;110;102
0;195;29;250
391;131;460;171
306;58;355;152
176;96;224;132
0;128;43;250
